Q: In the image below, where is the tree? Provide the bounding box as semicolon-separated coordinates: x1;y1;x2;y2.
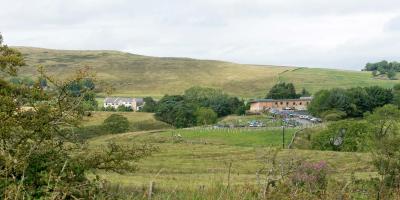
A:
308;89;353;117
346;87;370;117
266;82;298;99
365;86;393;110
387;70;397;80
300;88;311;97
103;114;130;133
155;95;196;128
141;97;157;112
195;107;218;125
309;86;393;118
311;120;369;151
366;105;400;195
392;83;400;108
0;34;155;198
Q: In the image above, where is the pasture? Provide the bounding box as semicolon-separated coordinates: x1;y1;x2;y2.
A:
16;47;400;98
88;128;374;191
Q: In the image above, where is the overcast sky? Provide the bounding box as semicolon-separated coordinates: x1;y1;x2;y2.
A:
1;0;400;70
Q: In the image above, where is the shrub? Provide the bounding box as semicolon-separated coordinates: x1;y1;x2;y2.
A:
290;161;328;194
311;120;369;152
103;114;130;134
321;110;346;121
195;107;218;125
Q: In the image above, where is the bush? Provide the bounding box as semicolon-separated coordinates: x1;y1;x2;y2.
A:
141;97;157;112
321;110;346;121
290;161;328;194
195;107;218;125
311;120;369;152
102;114;130;134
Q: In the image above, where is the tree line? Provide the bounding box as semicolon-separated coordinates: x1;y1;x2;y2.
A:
142;86;248;128
308;85;398;120
364;60;400;79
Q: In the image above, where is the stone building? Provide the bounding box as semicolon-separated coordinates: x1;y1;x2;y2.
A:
249;97;312;112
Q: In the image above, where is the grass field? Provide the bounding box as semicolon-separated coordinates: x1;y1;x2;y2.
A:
82;111;157;127
14;46;400;98
87;128;374;191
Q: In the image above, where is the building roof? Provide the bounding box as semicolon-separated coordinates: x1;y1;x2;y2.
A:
104;97;143;104
249;97;312;103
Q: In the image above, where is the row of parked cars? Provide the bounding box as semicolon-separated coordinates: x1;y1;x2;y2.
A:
298;115;322;123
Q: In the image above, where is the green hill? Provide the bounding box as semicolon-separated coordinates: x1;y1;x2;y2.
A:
15;46;400;98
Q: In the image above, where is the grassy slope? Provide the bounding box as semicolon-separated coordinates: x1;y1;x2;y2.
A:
88;129;374;189
15;47;400;98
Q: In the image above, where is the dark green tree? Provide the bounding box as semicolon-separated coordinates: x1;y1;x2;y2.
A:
392;83;400;108
266;82;298;99
103;114;130;133
141;97;157;112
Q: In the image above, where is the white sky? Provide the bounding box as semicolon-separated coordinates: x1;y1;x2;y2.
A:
1;0;400;70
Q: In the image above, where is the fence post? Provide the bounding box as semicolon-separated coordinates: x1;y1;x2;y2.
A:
148;181;155;200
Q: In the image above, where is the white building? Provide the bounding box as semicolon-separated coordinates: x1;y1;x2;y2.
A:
103;97;144;111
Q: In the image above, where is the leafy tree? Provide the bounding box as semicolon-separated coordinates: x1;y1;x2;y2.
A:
308;88;353;117
365;86;393;110
195;107;218;125
346;87;370;117
103;114;130;133
0;34;155;198
184;86;243;117
392;83;400;108
155;95;196;128
387;70;397;80
311;120;369;151
266;82;298;99
300;88;311;97
141;97;157;112
365;105;400;194
309;86;393;118
364;60;400;78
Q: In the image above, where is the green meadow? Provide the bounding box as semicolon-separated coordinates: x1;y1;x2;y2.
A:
88;130;373;190
83;116;373;191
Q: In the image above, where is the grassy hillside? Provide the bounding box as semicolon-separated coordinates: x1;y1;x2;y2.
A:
15;46;400;98
88;129;374;190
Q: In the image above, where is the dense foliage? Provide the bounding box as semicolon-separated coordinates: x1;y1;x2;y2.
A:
308;86;393;119
154;87;245;128
266;82;310;99
102;114;130;134
364;60;400;79
311;120;369;151
0;35;155;198
266;82;298;99
141;96;157;112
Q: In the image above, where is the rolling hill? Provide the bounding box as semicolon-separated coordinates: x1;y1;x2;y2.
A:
14;46;400;98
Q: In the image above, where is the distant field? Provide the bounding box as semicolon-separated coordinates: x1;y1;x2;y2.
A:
88;129;374;190
81;111;156;127
14;46;400;98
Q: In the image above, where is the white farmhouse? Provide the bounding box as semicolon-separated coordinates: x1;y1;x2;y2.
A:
103;97;144;111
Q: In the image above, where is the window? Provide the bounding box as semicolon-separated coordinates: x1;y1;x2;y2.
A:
286;102;289;105
280;102;283;105
299;102;302;105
